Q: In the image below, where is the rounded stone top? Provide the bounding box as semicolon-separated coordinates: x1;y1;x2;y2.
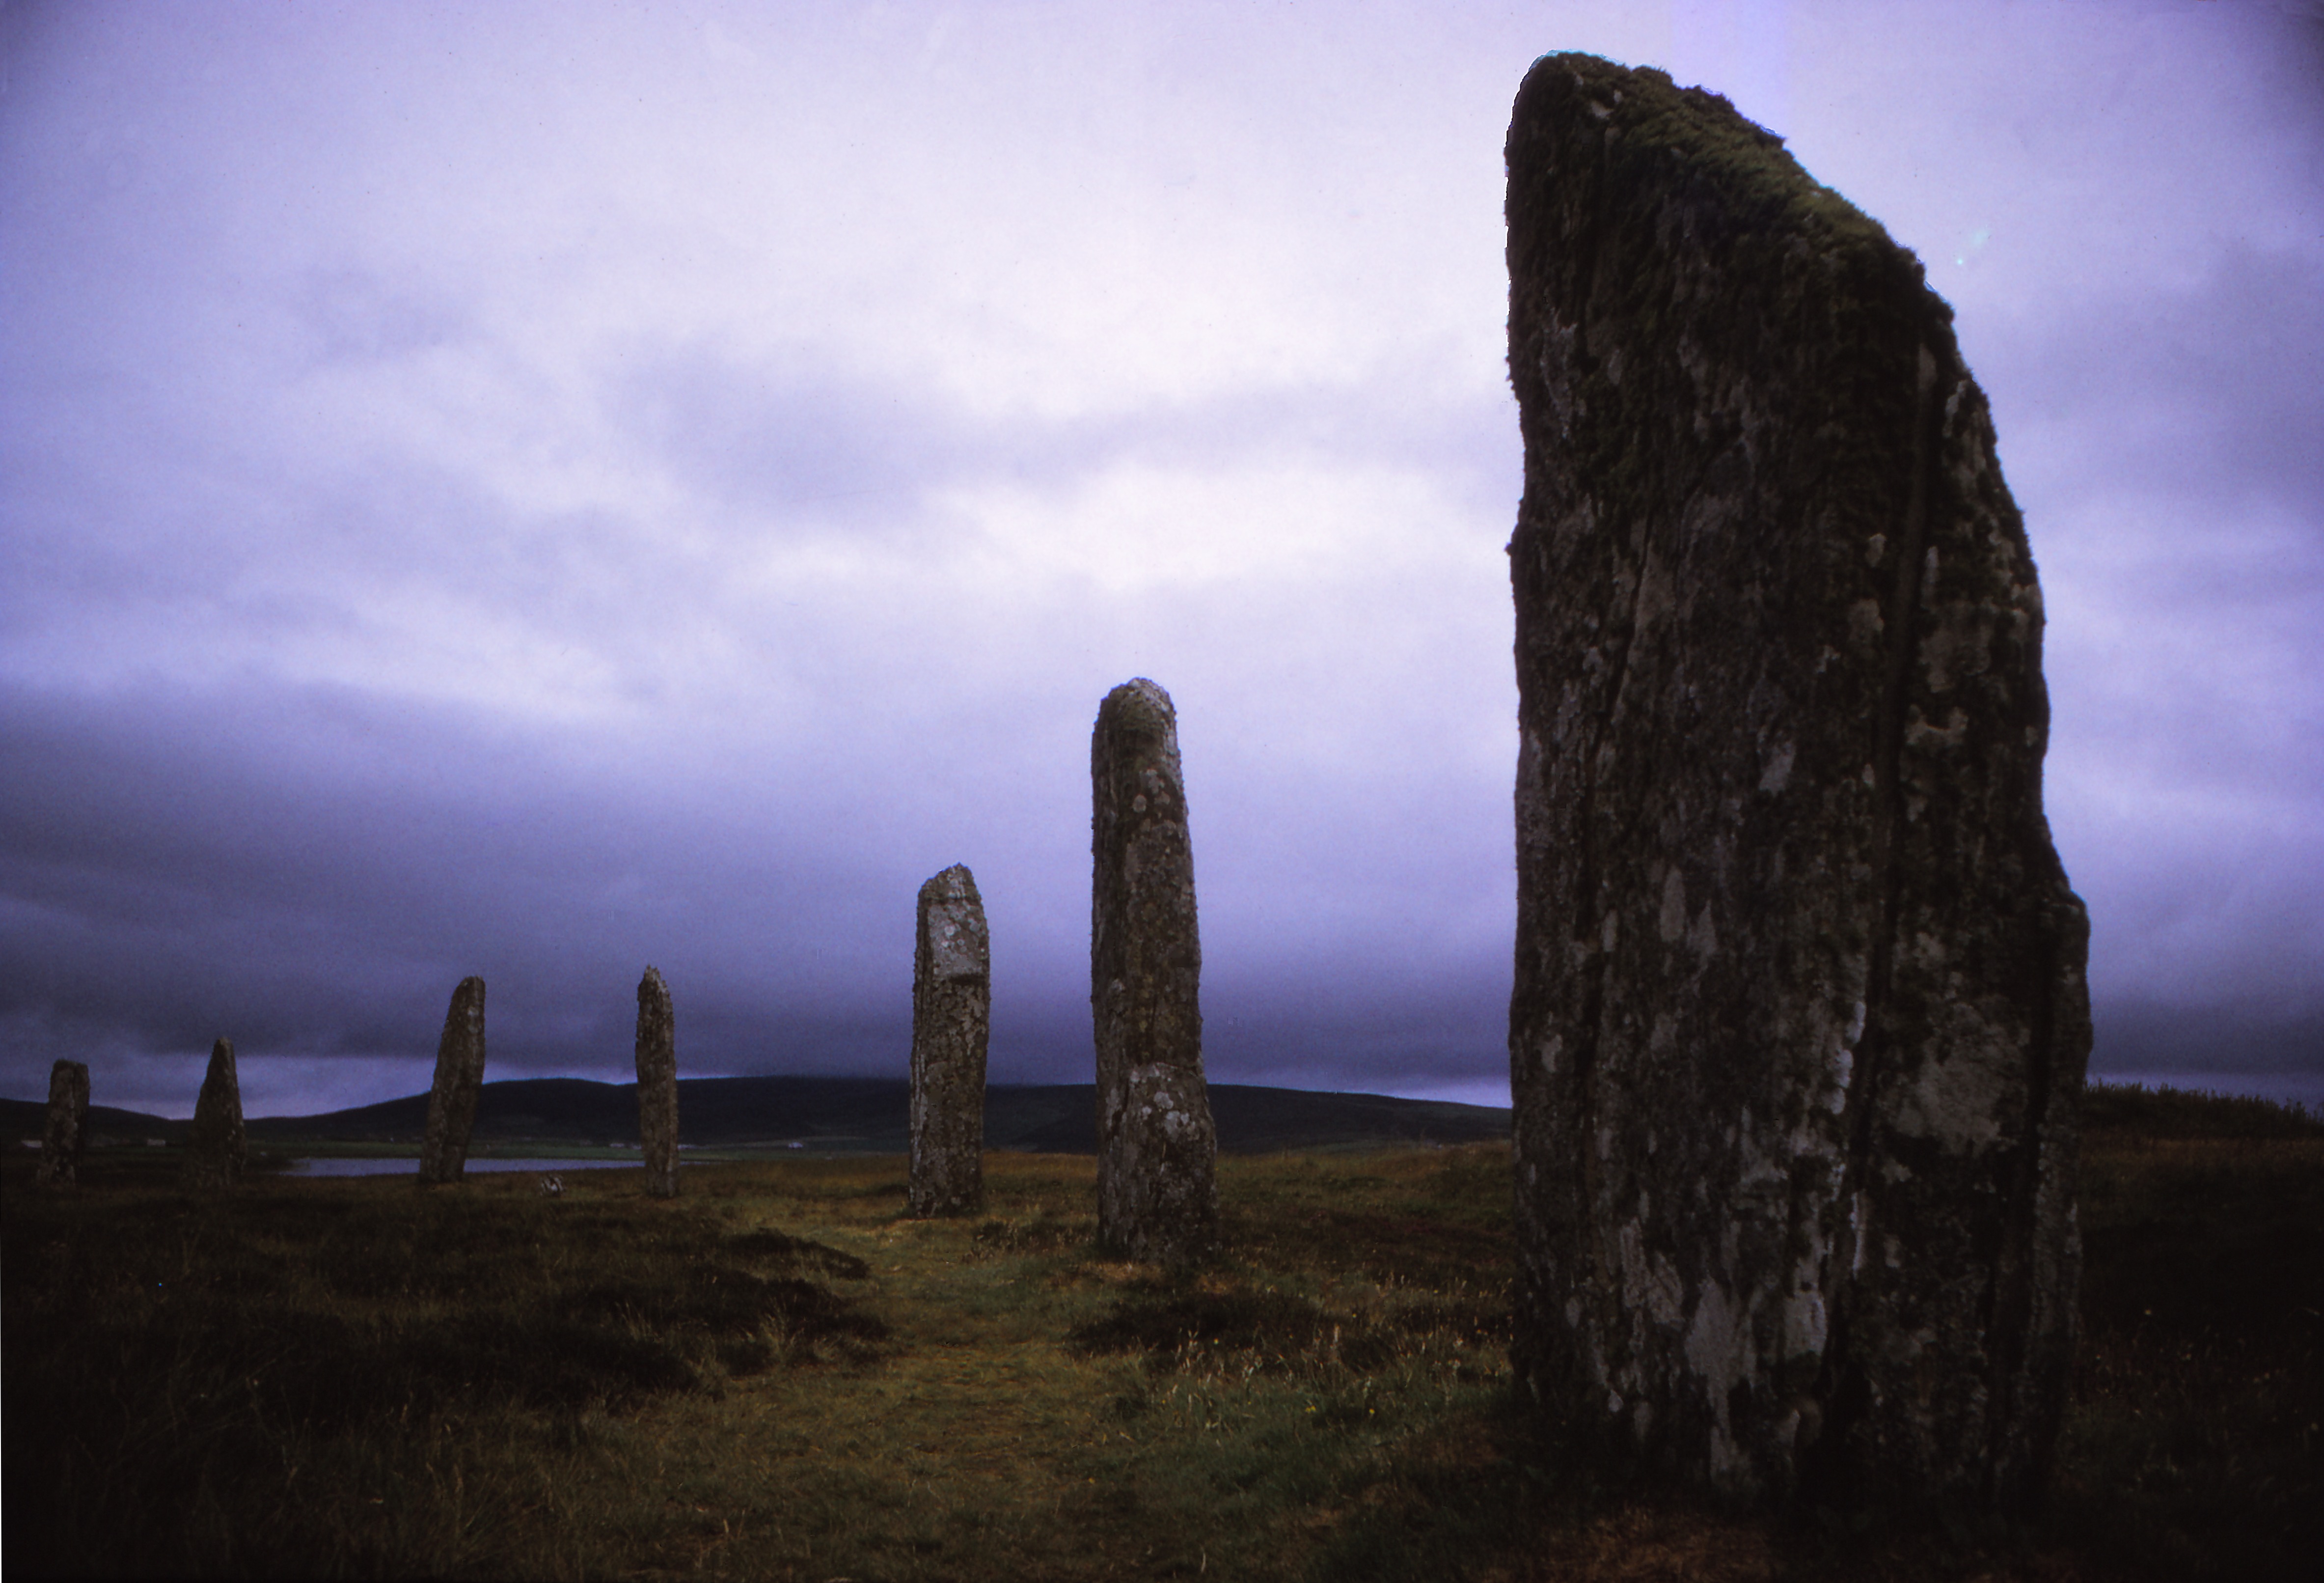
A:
1510;52;1910;302
1098;678;1177;739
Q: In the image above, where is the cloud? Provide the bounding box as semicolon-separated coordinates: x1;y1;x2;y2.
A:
612;345;959;528
2;1;2319;1118
1954;244;2324;1020
1989;245;2324;524
0;648;1517;1115
2093;1002;2324;1080
0;677;920;1072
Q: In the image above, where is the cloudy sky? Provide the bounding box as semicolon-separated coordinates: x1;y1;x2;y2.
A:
3;0;2319;1120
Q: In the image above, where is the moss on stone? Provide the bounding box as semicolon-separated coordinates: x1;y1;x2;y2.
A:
1504;51;2087;1516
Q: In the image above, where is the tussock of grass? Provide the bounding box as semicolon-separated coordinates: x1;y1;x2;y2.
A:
1068;1271;1508;1388
724;1224;873;1278
968;1208;1084;1256
2055;1111;2324;1580
1082;1285;1411;1380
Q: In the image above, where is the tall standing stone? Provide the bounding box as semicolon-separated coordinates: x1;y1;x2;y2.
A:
184;1036;247;1190
35;1059;89;1189
1504;55;2089;1513
418;976;489;1185
1091;678;1218;1265
635;966;679;1198
910;864;991;1217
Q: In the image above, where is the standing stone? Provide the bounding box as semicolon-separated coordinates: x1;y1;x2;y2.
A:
1504;55;2089;1514
418;976;489;1185
635;966;679;1198
910;864;991;1217
184;1037;247;1189
35;1059;89;1189
1091;679;1218;1265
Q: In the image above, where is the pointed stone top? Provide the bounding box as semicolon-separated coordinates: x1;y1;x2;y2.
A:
639;965;666;995
1509;54;1933;347
1513;54;1882;243
187;1035;246;1188
919;863;981;906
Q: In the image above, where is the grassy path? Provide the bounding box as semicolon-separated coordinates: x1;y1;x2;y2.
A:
558;1153;1518;1580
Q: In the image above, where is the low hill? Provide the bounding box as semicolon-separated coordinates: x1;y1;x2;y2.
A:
0;1102;179;1147
2;1077;1510;1155
245;1077;1511;1153
17;1078;2321;1157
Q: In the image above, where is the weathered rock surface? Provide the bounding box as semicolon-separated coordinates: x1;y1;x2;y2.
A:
1504;54;2089;1513
911;864;991;1217
418;976;489;1185
635;966;680;1198
185;1036;248;1189
1091;678;1218;1265
36;1059;89;1188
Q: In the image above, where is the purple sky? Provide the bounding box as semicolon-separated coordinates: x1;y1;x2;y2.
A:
4;1;2319;1119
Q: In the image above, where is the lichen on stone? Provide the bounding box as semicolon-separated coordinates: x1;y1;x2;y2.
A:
911;863;990;1217
185;1036;246;1190
635;966;680;1198
1091;679;1218;1266
418;976;488;1186
1505;51;2089;1514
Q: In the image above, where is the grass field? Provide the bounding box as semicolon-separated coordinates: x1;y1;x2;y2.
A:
4;1085;2318;1580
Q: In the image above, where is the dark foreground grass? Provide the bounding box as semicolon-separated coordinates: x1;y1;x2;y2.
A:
2052;1087;2324;1581
4;1084;2318;1580
1;1165;886;1577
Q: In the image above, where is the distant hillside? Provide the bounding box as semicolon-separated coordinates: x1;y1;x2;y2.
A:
21;1080;2321;1156
0;1101;180;1145
3;1077;1509;1155
234;1077;1508;1153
